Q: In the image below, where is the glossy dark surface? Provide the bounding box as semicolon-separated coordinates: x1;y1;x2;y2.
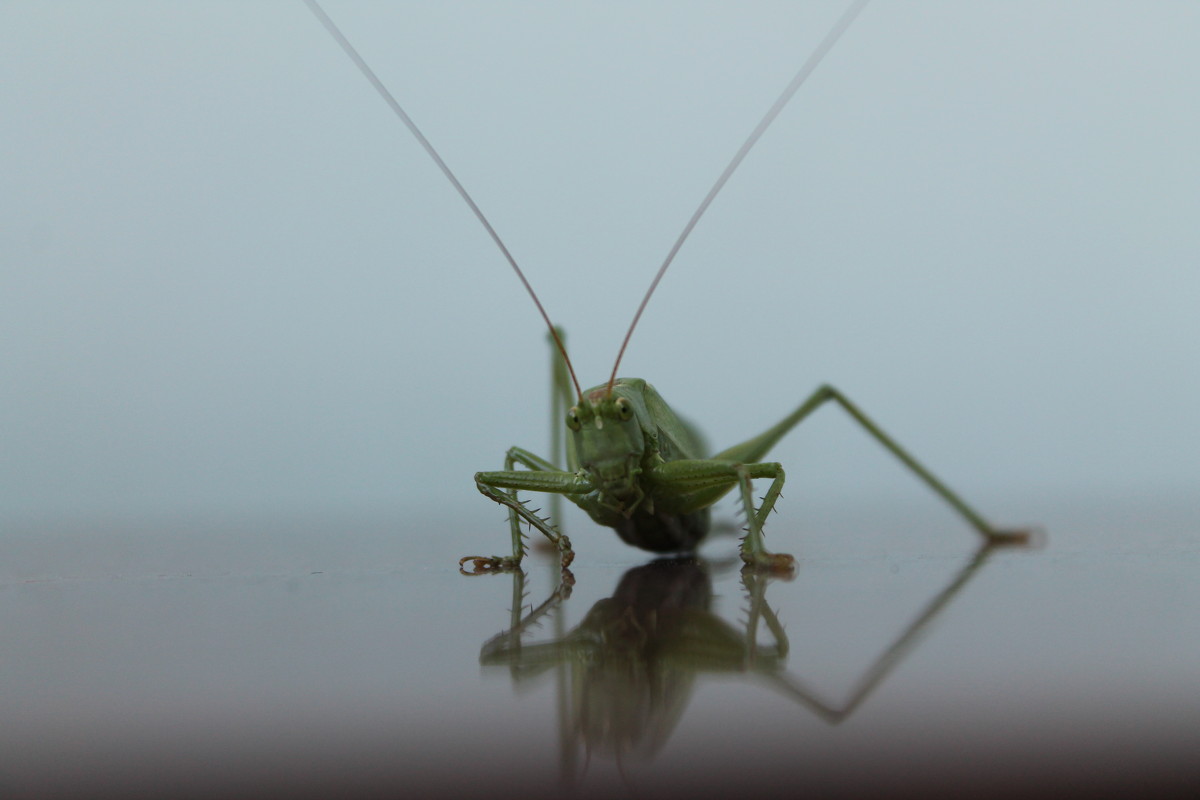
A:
4;494;1197;797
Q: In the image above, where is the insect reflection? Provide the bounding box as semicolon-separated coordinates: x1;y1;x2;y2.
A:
478;543;1018;780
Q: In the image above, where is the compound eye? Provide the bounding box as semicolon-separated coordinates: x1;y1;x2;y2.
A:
566;408;582;432
614;397;633;421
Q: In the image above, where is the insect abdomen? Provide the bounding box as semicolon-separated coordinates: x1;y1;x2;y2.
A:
612;509;710;553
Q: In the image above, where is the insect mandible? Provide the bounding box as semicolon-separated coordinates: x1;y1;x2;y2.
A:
304;0;1030;574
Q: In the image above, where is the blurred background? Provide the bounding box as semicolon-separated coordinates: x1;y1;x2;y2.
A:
3;1;1196;529
3;4;1198;797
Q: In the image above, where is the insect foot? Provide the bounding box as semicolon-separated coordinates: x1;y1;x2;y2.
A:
987;527;1041;547
740;550;798;579
458;534;575;576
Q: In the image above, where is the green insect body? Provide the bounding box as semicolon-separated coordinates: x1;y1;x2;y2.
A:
477;379;718;564
567;380;713;552
304;0;1030;575
472;376;790;572
467;371;1027;575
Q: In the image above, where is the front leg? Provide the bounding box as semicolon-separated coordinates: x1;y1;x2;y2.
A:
461;446;593;575
735;463;794;573
646;459;795;574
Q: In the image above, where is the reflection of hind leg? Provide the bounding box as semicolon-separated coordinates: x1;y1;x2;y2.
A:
717;383;1029;544
751;542;1019;724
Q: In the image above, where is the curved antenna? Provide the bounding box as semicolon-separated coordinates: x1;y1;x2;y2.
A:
304;0;583;401
606;0;871;393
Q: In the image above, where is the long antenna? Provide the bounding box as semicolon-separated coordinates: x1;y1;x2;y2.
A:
606;0;871;394
303;0;583;401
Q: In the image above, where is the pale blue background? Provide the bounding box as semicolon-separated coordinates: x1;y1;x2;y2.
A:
1;6;1198;794
3;1;1197;522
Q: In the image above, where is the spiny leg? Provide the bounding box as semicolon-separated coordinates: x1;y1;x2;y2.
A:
715;383;1028;544
466;328;582;576
462;448;591;575
735;463;796;573
501;448;559;570
646;458;794;573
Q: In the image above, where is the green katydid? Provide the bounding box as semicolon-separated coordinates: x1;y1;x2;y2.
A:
304;0;1030;574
